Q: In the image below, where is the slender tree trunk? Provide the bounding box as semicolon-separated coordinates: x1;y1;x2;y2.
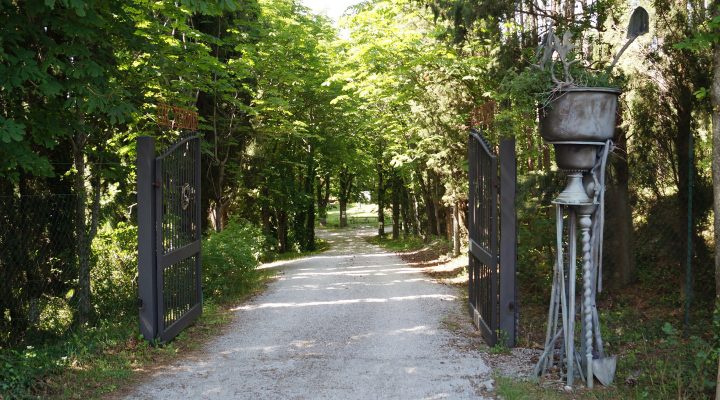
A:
410;189;421;236
710;5;720;397
429;171;446;238
417;169;437;236
712;0;720;312
72;132;92;325
604;125;635;289
452;202;460;257
72;133;100;325
542;145;552;175
377;161;385;237
304;147;316;251
339;199;348;227
317;173;330;226
392;171;400;240
213;160;226;232
278;210;288;253
261;185;274;237
401;184;412;237
339;166;353;228
525;129;535;171
674;84;696;305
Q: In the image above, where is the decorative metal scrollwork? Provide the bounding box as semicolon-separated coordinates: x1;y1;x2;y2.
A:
181;183;195;210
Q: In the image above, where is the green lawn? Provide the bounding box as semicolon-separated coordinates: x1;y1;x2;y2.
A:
322;203;386;227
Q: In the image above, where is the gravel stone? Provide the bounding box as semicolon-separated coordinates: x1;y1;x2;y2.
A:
126;228;492;399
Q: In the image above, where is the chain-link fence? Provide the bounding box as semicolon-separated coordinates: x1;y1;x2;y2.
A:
514;152;716;337
0;194;78;345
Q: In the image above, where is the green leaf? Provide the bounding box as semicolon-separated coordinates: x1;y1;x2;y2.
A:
694;87;708;100
662;322;677;336
0;118;26;143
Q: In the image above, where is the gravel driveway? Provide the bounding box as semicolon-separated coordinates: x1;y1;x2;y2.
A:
126;227;492;399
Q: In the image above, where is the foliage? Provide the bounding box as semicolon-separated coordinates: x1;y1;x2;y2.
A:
0;298;243;399
202;219;266;301
91;223;138;319
1;215;275;398
1;0;719;397
515;173;564;303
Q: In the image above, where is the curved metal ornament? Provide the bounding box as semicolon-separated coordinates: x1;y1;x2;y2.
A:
181;183;194;210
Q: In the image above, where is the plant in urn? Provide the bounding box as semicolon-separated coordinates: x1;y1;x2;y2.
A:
531;7;649;388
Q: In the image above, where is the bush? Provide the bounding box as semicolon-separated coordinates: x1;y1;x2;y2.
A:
91;222;138;320
203;219;266;301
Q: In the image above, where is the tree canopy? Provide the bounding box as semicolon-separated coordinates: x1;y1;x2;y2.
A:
1;0;719;397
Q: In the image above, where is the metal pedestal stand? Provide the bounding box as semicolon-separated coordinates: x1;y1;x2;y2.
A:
534;141;615;388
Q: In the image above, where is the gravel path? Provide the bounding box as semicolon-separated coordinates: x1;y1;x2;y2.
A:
126;227;492;399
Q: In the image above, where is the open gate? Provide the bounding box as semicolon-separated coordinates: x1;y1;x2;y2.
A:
468;129;517;347
137;135;202;342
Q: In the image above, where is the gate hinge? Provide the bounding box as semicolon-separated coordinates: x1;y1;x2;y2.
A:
152;181;161;188
137;297;143;309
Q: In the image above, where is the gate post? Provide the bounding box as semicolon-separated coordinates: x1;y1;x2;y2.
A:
499;138;517;347
137;136;157;340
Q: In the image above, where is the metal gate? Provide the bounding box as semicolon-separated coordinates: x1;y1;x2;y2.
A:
468;129;517;347
137;135;202;343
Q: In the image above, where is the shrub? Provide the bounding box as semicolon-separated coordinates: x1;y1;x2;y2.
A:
91;222;138;320
202;219;266;301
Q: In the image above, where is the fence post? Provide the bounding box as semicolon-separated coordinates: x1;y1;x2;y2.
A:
684;132;694;336
499;138;517;347
137;136;157;340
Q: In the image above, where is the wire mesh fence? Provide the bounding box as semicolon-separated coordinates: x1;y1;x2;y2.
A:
0;194;78;345
514;157;716;343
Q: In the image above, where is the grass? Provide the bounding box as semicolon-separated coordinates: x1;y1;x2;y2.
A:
268;238;330;262
322;203;385;227
510;290;718;399
1;234;336;400
1;273;275;400
495;376;589;400
366;234;428;252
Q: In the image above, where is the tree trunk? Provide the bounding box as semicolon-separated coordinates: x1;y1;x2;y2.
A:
674;83;697;308
410;189;421;236
416;168;437;236
304;147;316;251
261;185;274;238
452;202;460;257
392;171;400;240
711;6;720;396
339;199;348;227
317;173;330;226
339;166;353;228
604;126;635;290
401;183;412;237
429;171;446;238
377;161;385;237
712;0;720;315
542;145;552;175
71;140;100;326
213;160;226;232
278;210;289;253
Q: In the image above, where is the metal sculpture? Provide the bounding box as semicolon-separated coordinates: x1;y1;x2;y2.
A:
533;139;615;388
534;86;620;387
533;7;648;388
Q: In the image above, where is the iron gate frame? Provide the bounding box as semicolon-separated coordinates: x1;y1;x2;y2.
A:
137;135;203;343
468;128;517;348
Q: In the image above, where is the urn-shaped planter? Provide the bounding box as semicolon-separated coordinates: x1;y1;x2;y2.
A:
539;87;621;204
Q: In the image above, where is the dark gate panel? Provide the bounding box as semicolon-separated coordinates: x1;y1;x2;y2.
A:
138;135;202;343
468;131;498;345
468;129;517;348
